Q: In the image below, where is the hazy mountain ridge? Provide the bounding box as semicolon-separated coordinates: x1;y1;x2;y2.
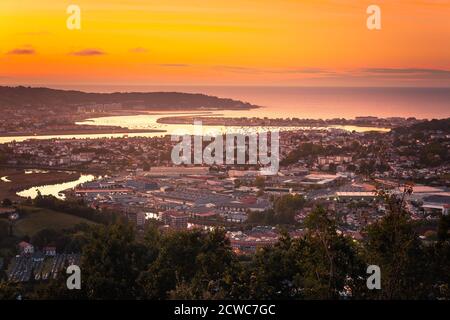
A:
0;86;260;110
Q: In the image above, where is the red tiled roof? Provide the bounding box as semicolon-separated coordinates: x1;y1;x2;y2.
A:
163;210;189;218
18;241;32;248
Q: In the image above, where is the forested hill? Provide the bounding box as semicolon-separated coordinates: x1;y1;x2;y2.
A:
393;118;450;134
0;86;260;110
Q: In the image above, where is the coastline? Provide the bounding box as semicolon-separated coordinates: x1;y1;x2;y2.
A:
156;115;394;130
0;169;81;200
0;127;166;138
0;107;261;139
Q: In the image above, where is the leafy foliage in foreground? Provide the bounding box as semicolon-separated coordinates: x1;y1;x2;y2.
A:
1;195;449;300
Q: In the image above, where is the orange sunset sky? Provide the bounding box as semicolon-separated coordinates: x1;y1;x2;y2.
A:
1;0;449;87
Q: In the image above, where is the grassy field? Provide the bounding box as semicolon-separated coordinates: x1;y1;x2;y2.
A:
13;206;96;237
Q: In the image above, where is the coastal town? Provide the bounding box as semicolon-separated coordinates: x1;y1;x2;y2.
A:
0;114;448;284
1;0;450;306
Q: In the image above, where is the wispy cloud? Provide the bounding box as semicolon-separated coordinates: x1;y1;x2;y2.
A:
7;47;36;55
69;49;106;56
269;68;333;75
158;63;190;67
214;65;333;75
361;68;450;75
213;65;262;74
130;47;148;53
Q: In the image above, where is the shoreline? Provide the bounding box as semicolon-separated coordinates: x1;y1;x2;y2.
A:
0;114;393;142
0;169;81;200
0;107;260;138
0;127;167;138
156;115;394;129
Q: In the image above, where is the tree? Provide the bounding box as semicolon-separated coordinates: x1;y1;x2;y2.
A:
280;143;325;166
246;233;304;299
301;206;366;299
142;222;162;263
426;214;450;299
273;194;305;224
0;220;10;241
247;210;275;225
142;162;151;171
363;191;430;299
80;223;146;299
420;142;448;167
31;229;67;251
437;214;450;242
0;282;23;300
254;176;265;189
244;206;365;300
359;160;376;176
139;228;237;299
30;272;86;300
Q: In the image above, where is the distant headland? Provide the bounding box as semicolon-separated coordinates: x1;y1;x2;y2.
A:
0;86;261;111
